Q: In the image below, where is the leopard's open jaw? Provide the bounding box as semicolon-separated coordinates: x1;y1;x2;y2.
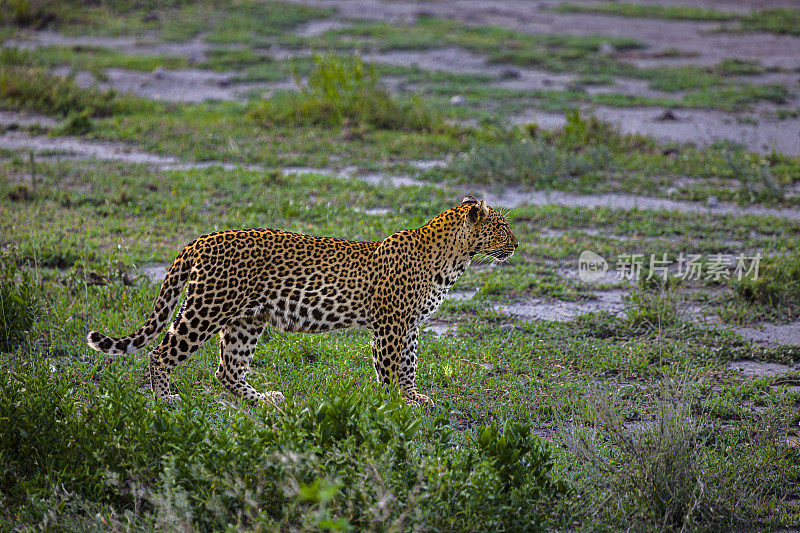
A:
87;196;518;406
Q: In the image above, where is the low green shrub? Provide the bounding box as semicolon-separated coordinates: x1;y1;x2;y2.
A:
565;382;770;530
248;55;443;132
625;288;680;331
0;366;569;530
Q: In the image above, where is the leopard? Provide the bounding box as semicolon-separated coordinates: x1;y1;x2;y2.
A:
87;196;518;406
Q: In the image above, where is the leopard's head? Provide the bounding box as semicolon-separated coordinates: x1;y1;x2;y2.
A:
460;196;518;261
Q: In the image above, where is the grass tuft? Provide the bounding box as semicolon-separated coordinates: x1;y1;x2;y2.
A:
724;150;785;206
449;111;653;187
565;381;774;529
735;254;800;320
0;66;148;117
0;257;39;352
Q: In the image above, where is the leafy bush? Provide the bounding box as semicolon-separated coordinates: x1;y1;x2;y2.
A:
0;258;39;352
0;369;569;530
248;55;442;132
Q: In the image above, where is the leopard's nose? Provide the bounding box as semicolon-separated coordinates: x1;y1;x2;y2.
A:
511;235;519;249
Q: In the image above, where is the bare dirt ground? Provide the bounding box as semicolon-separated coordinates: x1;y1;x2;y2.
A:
521;106;800;156
5;31;212;61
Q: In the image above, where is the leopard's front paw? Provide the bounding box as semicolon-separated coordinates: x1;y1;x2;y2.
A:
404;391;434;409
262;391;286;406
156;393;180;402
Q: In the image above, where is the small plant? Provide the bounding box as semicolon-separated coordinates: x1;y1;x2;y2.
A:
564;381;762;530
724;150;785;205
734;254;800;320
0;257;39;352
558;109;643;152
58;108;93;135
247;54;442;132
451;134;560;188
625;286;680;331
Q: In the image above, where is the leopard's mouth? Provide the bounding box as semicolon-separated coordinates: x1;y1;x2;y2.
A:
478;249;513;261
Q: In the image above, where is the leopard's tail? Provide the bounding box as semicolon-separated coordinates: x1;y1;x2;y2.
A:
87;248;194;355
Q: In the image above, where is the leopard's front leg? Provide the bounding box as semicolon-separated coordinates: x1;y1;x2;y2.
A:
371;324;433;407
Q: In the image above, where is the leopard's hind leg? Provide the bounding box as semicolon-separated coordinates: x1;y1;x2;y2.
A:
215;316;285;405
148;312;219;400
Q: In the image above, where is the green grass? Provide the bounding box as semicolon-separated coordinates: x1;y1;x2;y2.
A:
741;9;800;37
0;45;189;77
1;246;798;528
555;3;800;36
0;65;151;117
0;53;795;208
554;2;736;22
0;355;568;530
728;254;800;323
2;0;332;40
300;17;644;76
294;16;790;110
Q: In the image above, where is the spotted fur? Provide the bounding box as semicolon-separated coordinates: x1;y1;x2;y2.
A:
87;196;518;406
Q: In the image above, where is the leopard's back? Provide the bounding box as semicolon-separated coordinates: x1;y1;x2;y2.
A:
187;228;380;333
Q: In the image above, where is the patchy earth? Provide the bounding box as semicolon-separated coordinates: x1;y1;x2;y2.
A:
51;66;273;104
6;115;800;220
4;15;799;155
283;0;800;68
521;106;800;157
5;30;213;61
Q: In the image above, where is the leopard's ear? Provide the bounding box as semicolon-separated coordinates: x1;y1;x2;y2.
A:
461;195;478;205
467;200;489;224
